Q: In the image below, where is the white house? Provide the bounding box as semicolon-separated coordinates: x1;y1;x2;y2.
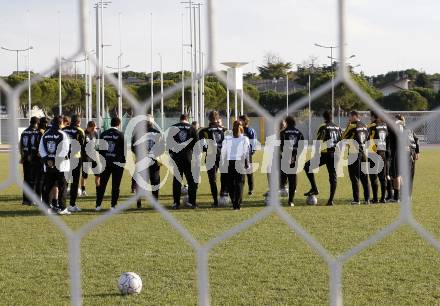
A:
379;78;410;96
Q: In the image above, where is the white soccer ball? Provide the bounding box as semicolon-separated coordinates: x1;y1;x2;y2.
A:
118;272;142;295
279;188;289;197
218;195;230;206
306;195;318;206
182;195;189;205
181;185;188;196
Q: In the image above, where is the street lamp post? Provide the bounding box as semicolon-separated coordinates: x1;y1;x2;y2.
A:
158;53;164;130
1;46;34;117
94;1;110;130
314;43;339;121
106;57;129;118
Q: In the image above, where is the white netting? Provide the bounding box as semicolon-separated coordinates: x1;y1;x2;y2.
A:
2;0;440;305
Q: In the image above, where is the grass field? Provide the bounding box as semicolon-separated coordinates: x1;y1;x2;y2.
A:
1;148;440;305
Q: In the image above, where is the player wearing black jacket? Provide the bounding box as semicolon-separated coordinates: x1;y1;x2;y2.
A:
239;115;257;196
342;111;370;204
96;117;125;210
388;115;405;202
35;117;49;199
388;115;420;202
198;111;226;207
368;112;390;203
280;116;304;207
19;117;41;205
62;114;85;212
38;116;71;215
131;116;164;208
304;111;341;206
168;114;198;209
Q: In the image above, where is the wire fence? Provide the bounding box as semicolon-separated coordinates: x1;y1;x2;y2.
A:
3;111;440;146
1;0;440;306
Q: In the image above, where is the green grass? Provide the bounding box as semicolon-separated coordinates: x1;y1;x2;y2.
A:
1;149;440;305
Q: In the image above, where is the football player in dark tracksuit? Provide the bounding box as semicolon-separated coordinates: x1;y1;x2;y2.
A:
239;115;257;196
168;114;198;209
406;124;420;197
131;116;164;208
38;116;71;215
342;111;370;205
387;116;404;202
304;110;342;206
280;116;304;207
96;117;125;211
368;111;390;203
36;117;49;199
62;114;85;212
19;116;41;205
198;111;226;207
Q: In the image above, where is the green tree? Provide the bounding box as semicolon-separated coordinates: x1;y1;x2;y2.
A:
379;90;428;111
257;53;292;79
412;87;440;110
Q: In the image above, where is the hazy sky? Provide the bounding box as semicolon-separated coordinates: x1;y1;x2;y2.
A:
0;0;439;77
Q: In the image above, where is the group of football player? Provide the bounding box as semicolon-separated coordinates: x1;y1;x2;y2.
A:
18;108;419;215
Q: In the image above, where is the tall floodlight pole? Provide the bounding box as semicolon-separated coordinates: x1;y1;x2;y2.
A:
201;52;205;126
196;3;203;125
181;1;194;119
286;72;289;116
192;5;199;123
99;1;111;120
181;12;185;114
94;2;110;129
26;10;32;117
85;54;89;121
150;13;154;116
1;46;34;117
158;53;164;130
106;60;129;118
314;43;338;121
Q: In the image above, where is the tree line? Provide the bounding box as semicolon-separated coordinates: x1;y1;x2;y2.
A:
2;57;439;117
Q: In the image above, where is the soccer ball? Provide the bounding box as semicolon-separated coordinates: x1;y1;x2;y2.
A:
181;185;188;196
306;195;318;206
279;188;289;197
118;272;142;295
218;195;230;206
182;195;189;206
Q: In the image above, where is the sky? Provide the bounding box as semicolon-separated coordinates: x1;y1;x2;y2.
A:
0;0;439;77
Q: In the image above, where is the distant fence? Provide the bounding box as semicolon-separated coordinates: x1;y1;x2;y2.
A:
2;111;440;145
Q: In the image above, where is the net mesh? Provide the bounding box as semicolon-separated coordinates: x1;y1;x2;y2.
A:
1;0;440;305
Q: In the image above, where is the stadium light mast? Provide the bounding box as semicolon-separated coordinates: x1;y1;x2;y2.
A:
314;43;339;121
158;53;164;130
181;12;185;115
106;59;129;118
94;1;110;129
181;0;194;120
149;12;154;116
195;2;204;125
286;71;289;116
1;45;34;117
94;1;110;130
